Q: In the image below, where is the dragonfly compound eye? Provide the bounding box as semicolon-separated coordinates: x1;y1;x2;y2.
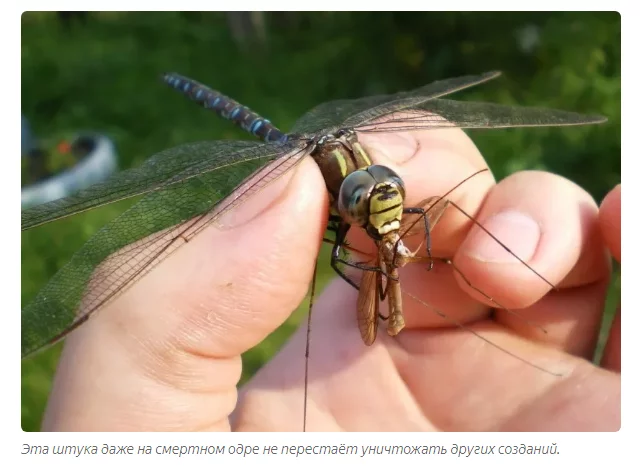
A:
365;165;406;199
337;169;375;226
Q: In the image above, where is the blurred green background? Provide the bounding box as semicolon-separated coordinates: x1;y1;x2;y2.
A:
21;11;620;431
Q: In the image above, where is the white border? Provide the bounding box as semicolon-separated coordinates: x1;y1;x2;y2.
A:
6;4;630;475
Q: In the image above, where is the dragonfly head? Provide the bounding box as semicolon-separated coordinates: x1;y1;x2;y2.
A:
337;164;406;240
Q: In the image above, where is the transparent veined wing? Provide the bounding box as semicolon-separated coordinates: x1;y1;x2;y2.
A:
21;141;310;357
22;140;302;230
349;98;606;133
290;71;502;136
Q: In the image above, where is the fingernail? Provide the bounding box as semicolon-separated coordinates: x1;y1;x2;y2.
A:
362;132;419;165
216;157;299;229
465;210;541;263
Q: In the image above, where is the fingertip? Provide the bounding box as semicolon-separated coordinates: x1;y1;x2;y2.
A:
193;156;327;353
599;184;621;262
461;209;542;265
454;171;600;308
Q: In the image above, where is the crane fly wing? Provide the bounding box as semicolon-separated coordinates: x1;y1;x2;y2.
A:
399;196;450;237
357;266;380;346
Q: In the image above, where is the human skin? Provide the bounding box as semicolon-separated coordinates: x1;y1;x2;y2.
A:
41;126;621;431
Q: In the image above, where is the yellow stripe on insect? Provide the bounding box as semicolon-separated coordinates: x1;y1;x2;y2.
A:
332;150;349;177
353;142;372;166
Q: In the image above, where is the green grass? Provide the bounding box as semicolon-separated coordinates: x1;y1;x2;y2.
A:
594;264;621;365
21;12;620;431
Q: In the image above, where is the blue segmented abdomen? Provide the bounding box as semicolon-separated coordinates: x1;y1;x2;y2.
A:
162;72;286;143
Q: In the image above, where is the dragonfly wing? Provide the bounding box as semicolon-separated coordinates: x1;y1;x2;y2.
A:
21;145;310;358
342;71;502;129
352;98;606;134
22;140;301;230
290;71;502;135
291;96;394;136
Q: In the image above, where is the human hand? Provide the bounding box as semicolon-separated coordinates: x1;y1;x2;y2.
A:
597;184;620;373
42;127;620;431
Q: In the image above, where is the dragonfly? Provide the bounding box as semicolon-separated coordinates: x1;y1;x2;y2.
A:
21;71;605;430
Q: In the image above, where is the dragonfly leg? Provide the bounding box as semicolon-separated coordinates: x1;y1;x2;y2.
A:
401;207;434;270
328;214;392;277
330;222;361;291
326;213;342;232
330;222;392;285
326;215;395;321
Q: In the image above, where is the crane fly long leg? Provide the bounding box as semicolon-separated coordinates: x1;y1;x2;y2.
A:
323;232;558;375
399;168;489;239
402;254;549;334
395;188;555;335
393;169;491;276
446;200;557;291
303;258;319;432
403;289;564;377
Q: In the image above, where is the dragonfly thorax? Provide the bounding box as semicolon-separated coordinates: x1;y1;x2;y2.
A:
337;164;406;240
310;130;374;203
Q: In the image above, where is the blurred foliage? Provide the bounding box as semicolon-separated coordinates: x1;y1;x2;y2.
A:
21;11;620;431
22;135;80;186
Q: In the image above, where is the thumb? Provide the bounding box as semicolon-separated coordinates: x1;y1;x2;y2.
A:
42;157;326;431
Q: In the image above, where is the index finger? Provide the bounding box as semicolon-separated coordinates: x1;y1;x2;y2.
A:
351;124;605;324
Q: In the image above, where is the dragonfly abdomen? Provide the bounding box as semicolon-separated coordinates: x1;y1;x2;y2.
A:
162;72;286;143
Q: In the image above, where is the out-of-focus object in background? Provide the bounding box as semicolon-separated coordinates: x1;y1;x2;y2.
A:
227;12;267;50
56;11;89;28
21;114;35;156
21;128;118;209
